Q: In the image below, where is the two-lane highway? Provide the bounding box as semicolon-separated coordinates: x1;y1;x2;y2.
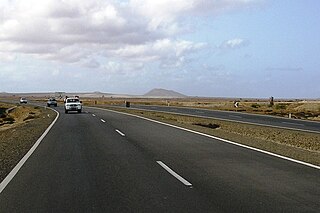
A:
124;104;320;133
0;106;319;212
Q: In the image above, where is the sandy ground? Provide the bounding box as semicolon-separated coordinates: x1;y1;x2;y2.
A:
77;98;320;121
0;103;56;182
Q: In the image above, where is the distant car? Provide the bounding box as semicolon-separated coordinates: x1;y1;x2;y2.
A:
64;97;82;113
47;98;57;107
20;98;27;104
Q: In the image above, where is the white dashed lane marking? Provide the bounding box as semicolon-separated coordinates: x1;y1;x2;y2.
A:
157;161;192;187
229;115;242;119
115;129;125;137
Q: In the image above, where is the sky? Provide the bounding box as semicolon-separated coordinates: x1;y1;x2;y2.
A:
0;0;319;98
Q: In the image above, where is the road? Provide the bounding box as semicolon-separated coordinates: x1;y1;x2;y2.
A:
0;106;319;212
122;104;320;134
1;98;319;133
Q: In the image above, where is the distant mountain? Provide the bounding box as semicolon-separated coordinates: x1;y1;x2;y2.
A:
144;88;187;98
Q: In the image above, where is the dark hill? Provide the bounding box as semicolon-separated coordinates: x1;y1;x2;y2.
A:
144;88;187;98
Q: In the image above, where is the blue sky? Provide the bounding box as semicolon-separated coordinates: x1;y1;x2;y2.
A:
0;0;319;98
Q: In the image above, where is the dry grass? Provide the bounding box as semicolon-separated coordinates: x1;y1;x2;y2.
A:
17;95;320;120
0;102;56;182
75;97;320;121
98;106;320;166
0;104;42;130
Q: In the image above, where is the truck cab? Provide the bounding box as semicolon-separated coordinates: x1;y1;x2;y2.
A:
64;97;82;113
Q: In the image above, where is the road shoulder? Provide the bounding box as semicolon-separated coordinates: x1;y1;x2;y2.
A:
0;103;58;183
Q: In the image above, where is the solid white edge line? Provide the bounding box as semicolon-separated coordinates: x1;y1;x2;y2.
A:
115;129;125;136
100;119;106;123
88;107;320;170
157;161;192;186
0;108;60;194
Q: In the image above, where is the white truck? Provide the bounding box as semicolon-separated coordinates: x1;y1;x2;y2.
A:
64;97;82;113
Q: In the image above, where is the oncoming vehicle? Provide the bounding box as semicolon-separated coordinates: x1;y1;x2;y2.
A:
64;97;82;113
19;97;28;104
47;98;57;107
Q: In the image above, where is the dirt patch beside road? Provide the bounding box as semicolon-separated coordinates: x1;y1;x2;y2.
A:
0;102;57;182
1;104;42;129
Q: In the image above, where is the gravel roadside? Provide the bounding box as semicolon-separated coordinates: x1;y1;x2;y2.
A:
0;103;57;182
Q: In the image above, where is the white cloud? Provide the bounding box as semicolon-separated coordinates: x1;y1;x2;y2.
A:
0;52;16;62
52;69;60;76
130;0;194;32
131;0;261;28
110;39;206;68
103;61;145;76
0;0;259;71
81;59;101;69
220;38;249;49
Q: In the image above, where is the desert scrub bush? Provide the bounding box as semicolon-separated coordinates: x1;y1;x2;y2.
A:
193;123;220;129
275;103;288;110
251;103;260;108
3;117;15;123
0;108;7;115
23;115;35;121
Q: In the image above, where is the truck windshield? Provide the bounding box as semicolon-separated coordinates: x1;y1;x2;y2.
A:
67;99;79;103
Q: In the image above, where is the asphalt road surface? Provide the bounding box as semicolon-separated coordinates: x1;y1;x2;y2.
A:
0;106;319;212
124;104;320;134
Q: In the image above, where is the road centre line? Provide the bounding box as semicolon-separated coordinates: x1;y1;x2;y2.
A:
157;161;192;187
116;129;125;136
92;114;96;117
229;115;242;118
100;119;106;123
89;107;320;170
